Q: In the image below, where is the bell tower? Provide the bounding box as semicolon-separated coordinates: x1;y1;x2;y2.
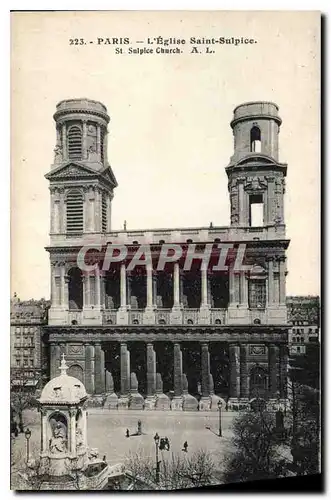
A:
226;101;287;228
45;98;117;236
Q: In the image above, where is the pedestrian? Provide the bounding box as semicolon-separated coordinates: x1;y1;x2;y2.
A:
165;437;170;451
183;441;188;453
126;428;130;438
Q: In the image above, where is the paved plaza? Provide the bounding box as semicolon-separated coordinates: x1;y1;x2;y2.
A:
12;408;237;476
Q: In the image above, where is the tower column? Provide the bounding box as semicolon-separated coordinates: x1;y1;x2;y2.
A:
240;272;248;306
200;267;208;308
94;343;104;394
229;344;240;399
120;263;127;310
240;344;249;399
269;344;279;398
173;263;180;308
61;123;67;159
96;124;101;156
152;272;158;308
95;266;101;308
267;257;274;305
279;257;286;305
69;409;76;454
146;264;153;309
82;119;88;160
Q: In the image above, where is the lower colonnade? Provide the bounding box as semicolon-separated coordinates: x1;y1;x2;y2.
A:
49;339;289;411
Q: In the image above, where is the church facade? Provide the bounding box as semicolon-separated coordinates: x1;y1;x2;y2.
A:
44;98;289;409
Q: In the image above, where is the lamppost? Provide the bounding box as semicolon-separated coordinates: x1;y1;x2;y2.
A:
154;432;160;484
24;428;32;463
217;400;222;437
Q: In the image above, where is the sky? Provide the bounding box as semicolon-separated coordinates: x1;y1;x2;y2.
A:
11;10;320;300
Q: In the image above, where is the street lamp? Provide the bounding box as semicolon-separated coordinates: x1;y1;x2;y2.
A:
154;432;160;484
217;400;222;437
24;428;32;463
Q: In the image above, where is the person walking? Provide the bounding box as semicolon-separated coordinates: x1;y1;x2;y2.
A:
183;441;188;452
126;429;130;438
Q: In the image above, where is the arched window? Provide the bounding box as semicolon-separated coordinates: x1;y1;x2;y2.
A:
68;364;84;382
250;126;261;153
68;267;83;310
68;125;83;160
66;189;84;233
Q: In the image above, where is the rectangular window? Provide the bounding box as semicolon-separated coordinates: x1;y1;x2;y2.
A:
248;279;266;309
249;194;264;227
16;358;20;367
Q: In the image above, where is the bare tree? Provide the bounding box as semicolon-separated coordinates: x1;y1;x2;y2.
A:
125;449;216;490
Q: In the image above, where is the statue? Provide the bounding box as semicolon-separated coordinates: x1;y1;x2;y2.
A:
49;420;67;453
53;144;63;164
76;427;84;449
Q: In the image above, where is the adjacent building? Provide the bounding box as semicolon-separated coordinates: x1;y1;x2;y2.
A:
44;98;290;408
287;296;320;355
10;294;50;388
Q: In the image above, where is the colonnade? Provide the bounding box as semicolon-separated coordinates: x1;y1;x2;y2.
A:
50;341;288;402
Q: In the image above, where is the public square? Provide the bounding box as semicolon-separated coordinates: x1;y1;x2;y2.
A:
11;408;237;481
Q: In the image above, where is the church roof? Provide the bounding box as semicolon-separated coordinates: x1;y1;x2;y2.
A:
38;355;87;405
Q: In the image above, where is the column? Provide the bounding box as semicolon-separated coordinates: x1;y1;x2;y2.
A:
267;257;274;305
126;272;132;308
84;343;94;394
179;271;184;306
82;120;88;160
50;344;61;379
238;182;245;225
146;343;156;397
94;343;105;394
229;344;240;399
50;264;56;306
240;272;248;306
41;410;47;453
96;124;101;156
146;264;153;309
279;344;288;399
201;343;210;397
173;343;183;397
60;265;65;307
63;275;69;309
95;266;101;308
240;344;249;399
100;275;106;309
152;272;158;308
173;262;180;308
61;123;67;159
120;263;127;309
229;264;235;305
200;267;208;307
279;257;286;305
269;344;279;398
69;409;76;454
120;342;130;396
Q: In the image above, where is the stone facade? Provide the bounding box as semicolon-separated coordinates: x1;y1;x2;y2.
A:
44;99;290;408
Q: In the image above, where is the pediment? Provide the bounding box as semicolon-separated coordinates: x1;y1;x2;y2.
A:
45;162;99;180
99;165;118;188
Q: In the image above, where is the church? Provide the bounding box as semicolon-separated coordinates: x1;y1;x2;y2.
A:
44;98;289;410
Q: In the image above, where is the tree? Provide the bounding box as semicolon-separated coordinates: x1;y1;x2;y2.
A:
125;449;216;490
286;380;320;475
223;408;288;483
10;368;40;432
